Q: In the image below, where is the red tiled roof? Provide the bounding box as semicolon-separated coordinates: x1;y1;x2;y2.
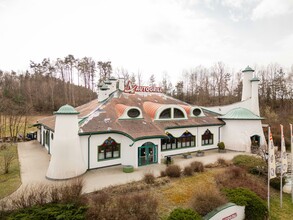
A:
38;92;225;140
179;104;191;115
143;101;163;119
115;104;128;117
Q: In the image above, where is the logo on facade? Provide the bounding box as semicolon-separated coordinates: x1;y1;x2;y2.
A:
124;81;162;94
222;213;237;220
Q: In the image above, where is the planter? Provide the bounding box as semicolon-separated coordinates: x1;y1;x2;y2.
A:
218;149;227;153
196;152;205;157
183;154;192;159
123;165;134;173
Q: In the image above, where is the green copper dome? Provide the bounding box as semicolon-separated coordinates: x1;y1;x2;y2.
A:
250;77;260;82
54;104;79;115
242;66;255;72
218;108;263;120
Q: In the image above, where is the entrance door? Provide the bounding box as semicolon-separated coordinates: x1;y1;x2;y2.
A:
138;142;158;166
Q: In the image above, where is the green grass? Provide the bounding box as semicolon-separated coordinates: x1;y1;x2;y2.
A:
270;190;293;220
0;144;21;199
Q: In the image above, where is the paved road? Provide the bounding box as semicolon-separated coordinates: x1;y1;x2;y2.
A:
5;141;250;198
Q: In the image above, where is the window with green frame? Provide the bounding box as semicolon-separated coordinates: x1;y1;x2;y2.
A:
98;137;121;161
45;131;49;145
201;129;213;145
161;131;196;151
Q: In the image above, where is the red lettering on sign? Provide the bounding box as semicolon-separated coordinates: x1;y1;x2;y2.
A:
124;81;162;94
222;213;237;220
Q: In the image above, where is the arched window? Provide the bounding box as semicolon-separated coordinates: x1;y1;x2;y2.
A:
177;131;196;148
174;108;185;118
98;137;121;161
161;131;196;151
161;133;175;150
202;129;213;145
159;108;171;119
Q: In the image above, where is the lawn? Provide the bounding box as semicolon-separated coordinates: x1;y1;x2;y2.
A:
270;190;293;220
0;144;21;199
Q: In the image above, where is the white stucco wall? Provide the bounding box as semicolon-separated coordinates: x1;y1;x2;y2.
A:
46;114;87;179
221;120;265;152
205;99;252;115
82;133;134;169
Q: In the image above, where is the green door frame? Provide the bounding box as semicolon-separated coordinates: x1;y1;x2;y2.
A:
138;142;158;166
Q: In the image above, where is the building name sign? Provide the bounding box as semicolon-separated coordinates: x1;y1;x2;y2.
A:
124;81;162;94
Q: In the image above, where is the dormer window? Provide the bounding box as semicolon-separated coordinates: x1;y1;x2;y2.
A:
156;106;187;120
159;108;171;119
127;108;140;118
193;108;202;116
174;108;185;118
116;104;143;119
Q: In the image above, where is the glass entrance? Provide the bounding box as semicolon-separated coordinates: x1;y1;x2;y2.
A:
138;142;158;166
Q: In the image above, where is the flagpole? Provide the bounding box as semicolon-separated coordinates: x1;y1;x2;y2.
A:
290;124;293;202
268;126;271;211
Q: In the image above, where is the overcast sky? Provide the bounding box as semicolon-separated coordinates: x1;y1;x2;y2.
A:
0;0;293;82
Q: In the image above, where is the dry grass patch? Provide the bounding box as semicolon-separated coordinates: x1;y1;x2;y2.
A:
157;169;221;216
0;144;21;199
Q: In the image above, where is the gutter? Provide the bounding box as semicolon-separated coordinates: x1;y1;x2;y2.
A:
87;133;92;170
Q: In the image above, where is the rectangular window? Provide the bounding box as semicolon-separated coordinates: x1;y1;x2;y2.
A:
161;136;196;151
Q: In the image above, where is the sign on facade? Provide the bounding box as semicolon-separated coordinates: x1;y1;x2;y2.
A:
124;81;162;94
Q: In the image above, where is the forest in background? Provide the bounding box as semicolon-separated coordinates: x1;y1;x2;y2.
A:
0;55;292;145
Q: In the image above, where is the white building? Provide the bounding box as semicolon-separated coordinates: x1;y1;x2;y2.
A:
36;66;265;180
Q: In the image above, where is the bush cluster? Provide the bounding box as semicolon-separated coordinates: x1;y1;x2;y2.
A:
87;192;158;220
190;161;204;172
232;155;267;176
168;208;202;220
183;166;193;176
190;187;227;216
6;178;84;210
7;203;87;220
165;165;181;178
143;173;156;184
270;176;285;190
215;166;267;200
223;187;268;220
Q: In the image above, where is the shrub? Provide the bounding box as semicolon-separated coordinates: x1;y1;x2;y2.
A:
168;208;202;220
217;158;229;167
223;187;268;220
143;172;155;184
87;192;159;220
190;187;227;216
183;166;193;176
160;170;167;177
232;155;267;175
215;167;267;200
165;165;181;178
190;161;204;172
217;142;225;150
8;203;87;219
10;178;84;209
270;176;285;190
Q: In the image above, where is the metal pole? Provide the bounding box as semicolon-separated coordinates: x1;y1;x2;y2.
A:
290;124;293;203
268;126;270;211
280;124;283;208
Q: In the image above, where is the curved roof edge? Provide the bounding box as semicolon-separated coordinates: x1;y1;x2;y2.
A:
218;107;264;120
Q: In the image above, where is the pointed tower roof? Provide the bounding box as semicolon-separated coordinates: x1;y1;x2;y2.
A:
242;66;255;72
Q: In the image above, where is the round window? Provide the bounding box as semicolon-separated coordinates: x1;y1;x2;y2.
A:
127;109;140;118
193;108;201;116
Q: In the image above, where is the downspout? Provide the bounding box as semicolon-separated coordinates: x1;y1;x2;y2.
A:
218;124;225;143
87;134;92;170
